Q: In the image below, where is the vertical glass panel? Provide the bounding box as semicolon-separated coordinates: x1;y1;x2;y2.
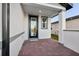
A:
31;17;37;36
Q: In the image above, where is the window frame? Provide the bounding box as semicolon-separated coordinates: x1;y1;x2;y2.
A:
41;16;48;29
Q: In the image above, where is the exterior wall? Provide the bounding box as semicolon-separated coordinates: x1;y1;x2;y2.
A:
0;3;2;56
51;18;79;35
23;14;51;40
51;17;79;53
23;14;29;40
10;3;25;56
66;19;79;30
63;18;79;53
38;15;51;39
0;50;1;56
63;31;79;53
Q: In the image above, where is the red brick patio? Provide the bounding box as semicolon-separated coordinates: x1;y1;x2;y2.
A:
18;39;79;56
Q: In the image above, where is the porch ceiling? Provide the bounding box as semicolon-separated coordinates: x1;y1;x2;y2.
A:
21;3;61;17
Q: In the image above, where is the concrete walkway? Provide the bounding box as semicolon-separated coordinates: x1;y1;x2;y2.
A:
18;39;79;56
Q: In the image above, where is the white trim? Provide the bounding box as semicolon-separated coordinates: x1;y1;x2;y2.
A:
35;3;66;10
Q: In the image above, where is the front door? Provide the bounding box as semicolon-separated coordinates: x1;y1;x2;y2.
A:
29;15;38;38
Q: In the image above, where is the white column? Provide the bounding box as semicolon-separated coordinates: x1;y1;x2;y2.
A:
59;10;66;44
38;14;41;39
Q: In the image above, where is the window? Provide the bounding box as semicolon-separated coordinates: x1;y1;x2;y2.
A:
41;16;48;29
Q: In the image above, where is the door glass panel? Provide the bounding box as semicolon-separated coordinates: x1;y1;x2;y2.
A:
30;17;37;36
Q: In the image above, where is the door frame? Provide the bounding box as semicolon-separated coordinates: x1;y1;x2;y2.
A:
28;15;38;38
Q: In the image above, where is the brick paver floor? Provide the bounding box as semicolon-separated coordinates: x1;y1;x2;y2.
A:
18;39;79;56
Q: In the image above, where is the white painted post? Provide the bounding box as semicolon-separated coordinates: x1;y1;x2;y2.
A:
59;10;66;44
38;14;41;39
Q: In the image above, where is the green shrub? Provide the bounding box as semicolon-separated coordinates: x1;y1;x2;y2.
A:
51;34;59;41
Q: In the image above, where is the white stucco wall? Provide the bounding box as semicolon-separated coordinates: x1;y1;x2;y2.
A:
38;15;51;39
10;4;24;37
10;3;25;56
0;3;2;56
0;50;1;56
63;31;79;53
23;14;29;40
